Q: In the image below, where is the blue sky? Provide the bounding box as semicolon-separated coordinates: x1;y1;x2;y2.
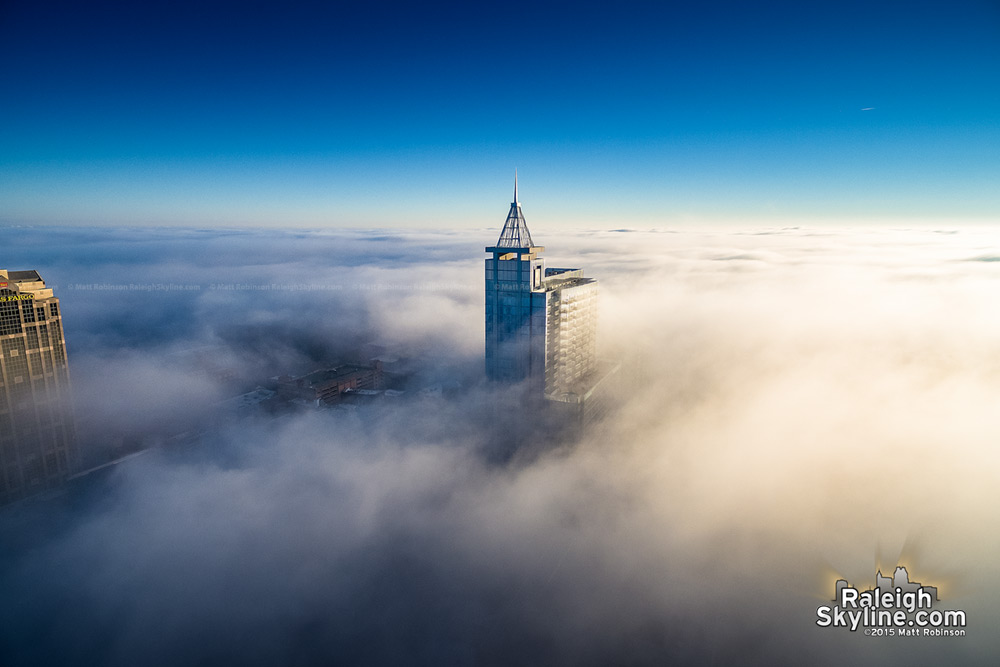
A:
1;0;998;228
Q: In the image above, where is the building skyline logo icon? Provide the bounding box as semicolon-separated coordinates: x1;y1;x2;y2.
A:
817;564;966;636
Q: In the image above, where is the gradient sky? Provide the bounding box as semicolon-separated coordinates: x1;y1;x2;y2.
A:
1;0;998;228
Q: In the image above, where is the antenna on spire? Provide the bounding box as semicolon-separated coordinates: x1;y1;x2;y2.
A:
513;169;518;204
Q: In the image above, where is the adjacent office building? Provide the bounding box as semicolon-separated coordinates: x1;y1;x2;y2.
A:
485;177;617;426
0;270;76;505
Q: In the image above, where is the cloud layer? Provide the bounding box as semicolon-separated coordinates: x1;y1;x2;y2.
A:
2;225;999;665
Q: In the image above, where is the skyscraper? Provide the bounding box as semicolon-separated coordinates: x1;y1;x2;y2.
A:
485;176;614;425
0;270;76;505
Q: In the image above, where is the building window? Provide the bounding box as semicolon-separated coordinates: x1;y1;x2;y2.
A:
0;300;23;336
25;327;39;351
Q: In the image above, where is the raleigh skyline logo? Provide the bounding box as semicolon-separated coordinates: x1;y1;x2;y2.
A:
817;566;967;637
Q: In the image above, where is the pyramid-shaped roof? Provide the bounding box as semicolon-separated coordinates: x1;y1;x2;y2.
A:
495;171;534;248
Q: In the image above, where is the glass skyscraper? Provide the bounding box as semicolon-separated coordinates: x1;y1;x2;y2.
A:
0;270;76;505
485;176;603;410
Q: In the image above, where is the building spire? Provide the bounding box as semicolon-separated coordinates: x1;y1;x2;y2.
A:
495;172;534;248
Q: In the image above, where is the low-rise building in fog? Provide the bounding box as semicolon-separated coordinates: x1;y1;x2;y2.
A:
279;361;384;407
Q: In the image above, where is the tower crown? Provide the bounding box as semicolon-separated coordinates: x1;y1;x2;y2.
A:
495;170;534;248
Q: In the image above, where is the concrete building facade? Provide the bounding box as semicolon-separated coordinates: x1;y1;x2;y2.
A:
0;270;76;505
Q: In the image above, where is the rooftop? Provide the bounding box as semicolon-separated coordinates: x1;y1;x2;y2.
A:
542;276;596;292
294;364;379;389
2;270;43;283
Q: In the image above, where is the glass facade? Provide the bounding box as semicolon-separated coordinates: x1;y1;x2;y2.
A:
485;246;600;397
544;280;598;394
484;253;547;389
484;181;601;407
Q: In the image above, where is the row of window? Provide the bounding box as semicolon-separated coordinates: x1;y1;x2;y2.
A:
0;447;69;497
21;303;48;324
0;298;57;336
487;295;539;307
0;300;22;336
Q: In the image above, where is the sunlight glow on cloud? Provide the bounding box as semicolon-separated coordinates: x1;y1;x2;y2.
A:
2;226;1000;665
